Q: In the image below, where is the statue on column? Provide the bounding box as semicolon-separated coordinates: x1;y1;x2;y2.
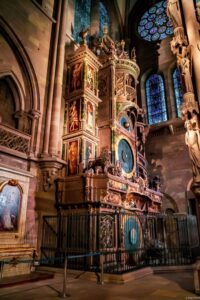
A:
185;120;200;178
177;45;194;93
167;0;182;28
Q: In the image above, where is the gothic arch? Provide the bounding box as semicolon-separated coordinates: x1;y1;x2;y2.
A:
166;61;179;119
0;69;25;112
140;68;154;112
141;69;167;124
0;16;40;112
162;193;179;213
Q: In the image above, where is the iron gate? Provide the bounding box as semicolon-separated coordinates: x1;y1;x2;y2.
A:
41;212;200;274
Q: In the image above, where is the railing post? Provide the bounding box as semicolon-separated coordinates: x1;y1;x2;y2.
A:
0;261;4;280
60;256;69;298
99;253;104;285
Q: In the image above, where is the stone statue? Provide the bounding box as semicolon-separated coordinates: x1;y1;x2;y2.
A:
167;0;183;28
178;57;193;93
185;121;200;178
177;45;193;93
196;2;200;22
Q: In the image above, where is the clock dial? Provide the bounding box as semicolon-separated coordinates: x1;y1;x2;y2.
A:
119;116;131;131
118;139;134;173
124;217;141;251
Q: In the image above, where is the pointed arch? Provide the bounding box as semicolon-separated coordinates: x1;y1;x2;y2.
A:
145;73;167;125
0;16;40;112
0;69;25;111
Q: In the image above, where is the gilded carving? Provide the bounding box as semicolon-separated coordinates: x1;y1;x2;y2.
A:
100;215;114;248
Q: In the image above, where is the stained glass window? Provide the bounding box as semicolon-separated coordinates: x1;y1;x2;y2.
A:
146;74;167;125
74;0;91;42
173;68;183;117
99;2;110;37
138;0;173;42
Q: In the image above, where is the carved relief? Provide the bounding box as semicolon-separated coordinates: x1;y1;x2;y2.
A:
42;169;58;192
103;191;121;205
100;215;114;248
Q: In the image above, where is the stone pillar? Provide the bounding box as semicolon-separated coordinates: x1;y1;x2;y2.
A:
49;0;68;156
42;0;62;155
30;110;40;154
181;0;200;104
167;0;200;216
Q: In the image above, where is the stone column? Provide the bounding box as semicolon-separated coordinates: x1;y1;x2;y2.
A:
49;0;68;156
42;0;62;155
30;110;40;154
181;0;200;103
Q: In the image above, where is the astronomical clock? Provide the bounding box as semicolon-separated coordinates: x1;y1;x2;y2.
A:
58;27;162;215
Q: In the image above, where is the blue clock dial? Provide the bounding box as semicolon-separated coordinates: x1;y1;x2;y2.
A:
124;217;141;251
118;139;134;173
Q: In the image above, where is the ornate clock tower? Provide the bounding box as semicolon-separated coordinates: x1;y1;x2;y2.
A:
63;38;102;177
97;37;142;181
57;29;162;214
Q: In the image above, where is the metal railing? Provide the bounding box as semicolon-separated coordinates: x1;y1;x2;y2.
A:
0;252;104;298
41;212;200;274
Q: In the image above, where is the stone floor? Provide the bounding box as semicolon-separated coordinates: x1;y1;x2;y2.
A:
0;270;198;300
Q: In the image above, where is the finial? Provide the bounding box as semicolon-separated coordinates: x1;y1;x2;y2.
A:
79;28;90;45
131;47;136;61
103;24;108;35
121;40;125;52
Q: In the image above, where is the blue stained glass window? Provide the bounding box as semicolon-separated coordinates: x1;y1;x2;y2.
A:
146;74;167;125
74;0;91;42
173;68;183;117
99;2;110;37
138;0;173;42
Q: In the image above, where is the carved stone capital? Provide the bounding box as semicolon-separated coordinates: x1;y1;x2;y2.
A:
39;158;66;192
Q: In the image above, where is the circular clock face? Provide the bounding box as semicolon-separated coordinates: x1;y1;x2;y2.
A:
119;116;130;131
118;139;134;174
124;217;141;251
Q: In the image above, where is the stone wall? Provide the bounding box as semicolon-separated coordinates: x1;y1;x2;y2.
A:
146;120;192;213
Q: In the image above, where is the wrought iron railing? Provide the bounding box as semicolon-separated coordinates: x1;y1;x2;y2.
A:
40;212;200;274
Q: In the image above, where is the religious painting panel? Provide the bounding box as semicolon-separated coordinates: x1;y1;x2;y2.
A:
70;62;83;92
86;101;94;131
85;140;93;164
68;99;80;133
86;65;95;91
68;140;79;175
0;180;22;232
